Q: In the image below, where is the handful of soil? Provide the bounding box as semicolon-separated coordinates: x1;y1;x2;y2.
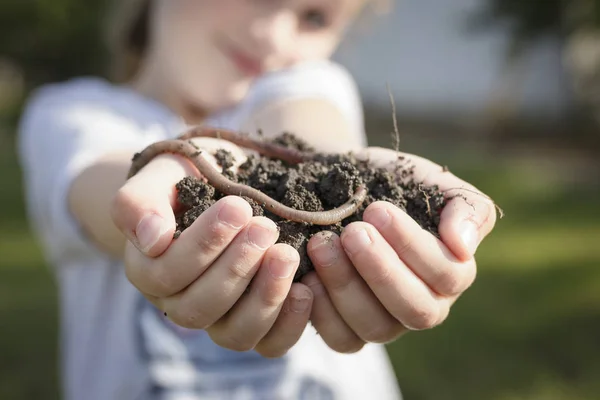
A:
174;133;446;282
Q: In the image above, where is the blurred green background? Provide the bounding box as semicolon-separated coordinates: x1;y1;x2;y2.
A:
1;1;600;399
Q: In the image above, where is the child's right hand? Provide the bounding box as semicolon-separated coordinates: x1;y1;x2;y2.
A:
110;138;313;358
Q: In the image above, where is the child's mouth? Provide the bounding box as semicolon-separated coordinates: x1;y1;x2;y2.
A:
225;44;265;77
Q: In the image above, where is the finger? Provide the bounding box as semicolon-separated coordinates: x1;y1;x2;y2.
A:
307;231;407;343
254;283;313;358
340;221;452;331
125;196;253;298
111;137;248;258
356;148;498;261
161;217;279;330
111;152;202;257
301;272;365;353
421;168;497;262
363;202;477;297
206;244;301;352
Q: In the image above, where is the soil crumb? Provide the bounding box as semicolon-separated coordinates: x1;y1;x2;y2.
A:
174;133;446;282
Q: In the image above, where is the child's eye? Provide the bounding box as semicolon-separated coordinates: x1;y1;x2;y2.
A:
301;9;329;30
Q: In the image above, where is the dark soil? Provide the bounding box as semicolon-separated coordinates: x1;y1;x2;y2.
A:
174;133;446;282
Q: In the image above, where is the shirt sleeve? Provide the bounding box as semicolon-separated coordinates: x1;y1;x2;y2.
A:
16;83;147;266
227;61;367;146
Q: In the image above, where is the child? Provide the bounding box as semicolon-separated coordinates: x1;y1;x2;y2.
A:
17;0;497;399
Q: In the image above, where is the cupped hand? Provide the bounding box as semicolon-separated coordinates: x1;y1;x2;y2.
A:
110;137;313;358
303;147;498;353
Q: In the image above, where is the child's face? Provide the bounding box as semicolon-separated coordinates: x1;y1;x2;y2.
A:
148;0;365;111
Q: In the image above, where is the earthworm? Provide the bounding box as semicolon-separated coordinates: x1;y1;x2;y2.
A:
128;139;367;225
178;126;314;164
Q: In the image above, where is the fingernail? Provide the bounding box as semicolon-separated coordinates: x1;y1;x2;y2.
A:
309;237;338;267
290;289;312;313
459;220;479;255
342;228;372;255
248;223;274;250
368;207;391;230
217;202;247;229
268;248;298;279
135;213;168;253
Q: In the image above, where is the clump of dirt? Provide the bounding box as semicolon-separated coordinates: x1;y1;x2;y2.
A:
174;133;446;282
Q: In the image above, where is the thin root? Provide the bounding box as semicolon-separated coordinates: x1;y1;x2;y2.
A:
387;83;401;153
442;187;505;219
418;184;433;217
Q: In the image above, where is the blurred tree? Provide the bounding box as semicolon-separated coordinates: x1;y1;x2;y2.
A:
468;0;600;132
0;0;110;86
0;0;110;130
468;0;567;57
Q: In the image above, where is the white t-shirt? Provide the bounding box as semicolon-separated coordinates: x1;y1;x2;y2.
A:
17;60;402;400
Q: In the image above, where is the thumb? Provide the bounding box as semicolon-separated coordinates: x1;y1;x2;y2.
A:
111;152;202;258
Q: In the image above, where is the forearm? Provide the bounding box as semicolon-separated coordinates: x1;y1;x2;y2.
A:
241;98;364;153
67;151;135;258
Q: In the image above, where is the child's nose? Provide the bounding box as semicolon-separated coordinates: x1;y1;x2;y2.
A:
249;11;296;56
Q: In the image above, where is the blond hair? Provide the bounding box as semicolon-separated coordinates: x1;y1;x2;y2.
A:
104;0;391;83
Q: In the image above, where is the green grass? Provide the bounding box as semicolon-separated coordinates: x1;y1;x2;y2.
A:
1;134;599;400
0;139;60;400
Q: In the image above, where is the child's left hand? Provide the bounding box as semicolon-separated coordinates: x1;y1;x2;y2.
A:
302;147;498;353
